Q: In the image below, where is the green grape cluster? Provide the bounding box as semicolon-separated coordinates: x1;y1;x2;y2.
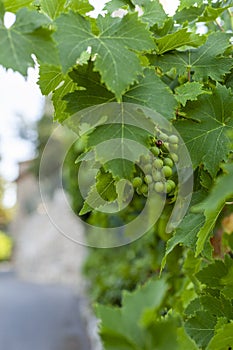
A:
132;131;179;196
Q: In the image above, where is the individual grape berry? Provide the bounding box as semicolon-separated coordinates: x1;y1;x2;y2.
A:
170;153;179;163
154;182;165;193
140;184;148;195
156;140;163;147
168;135;179;144
165;182;172;194
152;170;162;181
140;154;151;164
158;132;168;141
151;146;160;157
163;142;169;150
163;157;173;167
167;179;176;190
144;174;153;184
153;159;163;169
162;165;173;178
144;163;152;174
169;143;178;152
132;177;142;188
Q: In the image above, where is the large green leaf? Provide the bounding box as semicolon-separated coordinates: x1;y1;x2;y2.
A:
54;12;154;98
2;0;32;12
152;32;232;82
124;69;177;119
155;28;205;55
79;171;117;215
40;0;93;19
40;0;67;19
174;81;206;106
95;279;174;350
161;212;205;270
133;0;167;27
185;311;216;348
193;163;233;255
207;323;233;350
0;8;58;75
196;255;233;299
65;66;177;120
52;74;77;121
178;0;204;10
38;64;63;95
64;63;115;115
175;85;233;177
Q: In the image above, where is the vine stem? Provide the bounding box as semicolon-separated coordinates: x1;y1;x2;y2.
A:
215;19;225;32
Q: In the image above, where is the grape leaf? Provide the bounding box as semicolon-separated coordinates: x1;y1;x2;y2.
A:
185;311;216;348
11;7;51;32
207;322;233;350
95;279;172;350
68;0;94;14
175;82;206;106
155;28;206;55
161;212;205;270
152;32;232;82
0;8;58;75
198;5;230;22
186;295;233;320
178;0;204;10
40;0;67;19
79;171;117;215
40;0;93;19
175;85;233;177
52;75;78;122
64;63;115;115
177;328;199;350
193;163;233;255
133;0;167;28
38;64;63;95
174;6;205;24
65;67;177;119
54;12;154;98
2;0;32;12
123;69;177;119
104;0;134;13
196;255;233;300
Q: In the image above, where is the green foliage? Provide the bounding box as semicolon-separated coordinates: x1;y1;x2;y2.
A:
1;1;233;349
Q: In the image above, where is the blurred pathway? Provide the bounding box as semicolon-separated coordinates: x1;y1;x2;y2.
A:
0;270;91;350
3;190;102;350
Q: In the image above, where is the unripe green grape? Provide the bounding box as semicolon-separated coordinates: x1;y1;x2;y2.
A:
169;143;178;152
163;142;169;150
159;132;168;141
140;154;150;164
167;179;176;190
144;163;152;174
165;182;172;194
162;165;173;178
152;170;162;181
153;158;163;169
163;157;173;167
132;177;142;188
151;146;160;157
154;181;165;193
168;135;179;144
140;184;148;194
170;153;179;163
144;174;153;184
